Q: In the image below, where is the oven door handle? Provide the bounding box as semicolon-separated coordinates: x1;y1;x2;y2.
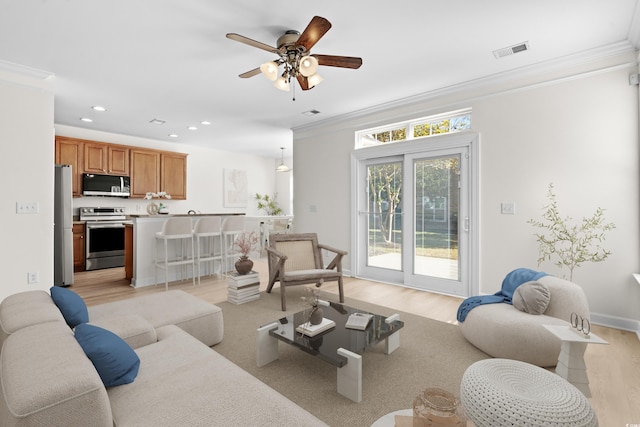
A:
86;224;125;229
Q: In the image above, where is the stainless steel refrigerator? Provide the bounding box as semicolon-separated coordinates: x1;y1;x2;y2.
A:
54;164;74;286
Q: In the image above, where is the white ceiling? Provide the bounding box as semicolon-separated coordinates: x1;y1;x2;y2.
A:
1;0;639;159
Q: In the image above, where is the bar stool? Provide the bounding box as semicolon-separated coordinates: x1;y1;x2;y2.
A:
194;216;222;285
221;216;245;275
155;217;195;291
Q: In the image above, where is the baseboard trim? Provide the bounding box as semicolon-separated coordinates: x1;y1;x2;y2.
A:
591;312;640;340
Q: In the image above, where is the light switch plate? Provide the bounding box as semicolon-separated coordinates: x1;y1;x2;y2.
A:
501;202;515;215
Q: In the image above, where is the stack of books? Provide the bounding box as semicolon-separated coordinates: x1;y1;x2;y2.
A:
227;271;260;304
295;318;336;337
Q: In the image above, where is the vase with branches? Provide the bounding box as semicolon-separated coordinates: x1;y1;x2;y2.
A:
300;287;323;325
233;232;259;275
527;183;615;281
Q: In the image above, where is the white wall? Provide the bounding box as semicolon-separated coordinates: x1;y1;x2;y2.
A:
54;125;280;217
0;65;54;299
293;51;640;327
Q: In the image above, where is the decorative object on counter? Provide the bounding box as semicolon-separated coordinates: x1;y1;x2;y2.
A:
144;192;172;215
233;231;259;275
254;192;283;216
412;387;466;426
527;182;615;281
301;287;323;325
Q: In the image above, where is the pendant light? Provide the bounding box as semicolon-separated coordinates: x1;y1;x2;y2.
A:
276;147;290;172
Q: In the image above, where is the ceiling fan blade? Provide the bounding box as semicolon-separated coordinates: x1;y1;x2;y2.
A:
297;75;311;91
239;67;262;78
296;16;332;51
313;54;363;69
226;33;278;53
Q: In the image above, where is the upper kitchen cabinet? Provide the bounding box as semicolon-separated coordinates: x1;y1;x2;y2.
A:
130;149;161;198
84;142;130;175
54;136;83;197
108;145;130;175
161;152;187;200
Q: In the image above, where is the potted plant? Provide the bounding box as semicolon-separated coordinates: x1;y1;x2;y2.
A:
527;183;615;281
233;232;259;275
254;193;283;216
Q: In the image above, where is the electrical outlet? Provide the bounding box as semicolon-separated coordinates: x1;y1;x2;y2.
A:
16;202;39;214
27;271;39;284
501;202;516;215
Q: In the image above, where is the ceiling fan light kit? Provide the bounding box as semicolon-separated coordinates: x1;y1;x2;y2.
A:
227;16;362;98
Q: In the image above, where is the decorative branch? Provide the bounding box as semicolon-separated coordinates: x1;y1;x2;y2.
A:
527;183;615;281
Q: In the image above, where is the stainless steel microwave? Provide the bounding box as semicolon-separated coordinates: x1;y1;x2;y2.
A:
82;173;130;197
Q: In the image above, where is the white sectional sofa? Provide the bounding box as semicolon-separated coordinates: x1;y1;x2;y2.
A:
0;289;327;427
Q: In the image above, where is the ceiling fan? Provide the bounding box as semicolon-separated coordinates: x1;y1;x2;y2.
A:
226;16;362;95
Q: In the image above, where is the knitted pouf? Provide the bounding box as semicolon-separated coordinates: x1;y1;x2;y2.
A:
460;359;598;427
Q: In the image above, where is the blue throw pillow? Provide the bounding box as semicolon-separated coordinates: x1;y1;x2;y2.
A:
50;286;89;327
74;323;140;387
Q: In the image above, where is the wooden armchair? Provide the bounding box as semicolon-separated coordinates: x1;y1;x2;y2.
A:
266;233;347;311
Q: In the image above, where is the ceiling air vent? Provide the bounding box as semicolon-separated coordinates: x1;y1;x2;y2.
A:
493;41;530;59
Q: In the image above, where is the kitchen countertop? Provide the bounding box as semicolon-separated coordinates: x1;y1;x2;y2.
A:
128;213;244;218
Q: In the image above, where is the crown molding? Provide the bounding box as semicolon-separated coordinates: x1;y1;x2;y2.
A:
293;41;638;136
0;60;53;80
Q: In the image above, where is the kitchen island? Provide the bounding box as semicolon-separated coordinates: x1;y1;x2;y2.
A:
126;213;244;287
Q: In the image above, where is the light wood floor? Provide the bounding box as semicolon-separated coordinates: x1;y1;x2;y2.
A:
72;262;640;426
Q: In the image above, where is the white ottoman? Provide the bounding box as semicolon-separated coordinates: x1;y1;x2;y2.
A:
460;359;598;427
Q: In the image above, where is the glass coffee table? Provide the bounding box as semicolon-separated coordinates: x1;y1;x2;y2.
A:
256;300;404;402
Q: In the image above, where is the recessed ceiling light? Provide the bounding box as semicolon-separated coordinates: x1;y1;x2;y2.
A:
91;105;107;112
80;117;93;122
200;121;211;125
302;109;321;116
168;134;179;138
187;126;198;131
150;119;166;125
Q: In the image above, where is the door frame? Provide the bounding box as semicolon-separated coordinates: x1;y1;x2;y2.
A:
350;131;480;297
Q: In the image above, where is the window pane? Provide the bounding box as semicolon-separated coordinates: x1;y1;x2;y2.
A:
367;162;403;271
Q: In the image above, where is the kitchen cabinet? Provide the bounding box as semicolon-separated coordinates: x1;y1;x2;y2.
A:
55;136;84;197
72;223;85;272
83;142;108;174
54;136;185;199
161;152;187;200
130;149;161;198
124;223;133;280
84;142;130;175
108;145;130;175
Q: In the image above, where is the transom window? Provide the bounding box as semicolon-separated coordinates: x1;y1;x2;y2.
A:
356;108;471;149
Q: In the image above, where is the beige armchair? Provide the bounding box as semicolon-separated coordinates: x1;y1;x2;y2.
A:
266;233;347;311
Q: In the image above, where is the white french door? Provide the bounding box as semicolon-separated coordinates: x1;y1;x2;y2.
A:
352;133;478;297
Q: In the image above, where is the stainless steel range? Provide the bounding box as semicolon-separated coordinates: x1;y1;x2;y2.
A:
80;207;129;271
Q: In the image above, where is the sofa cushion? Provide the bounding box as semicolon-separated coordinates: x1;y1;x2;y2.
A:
512;281;551;314
89;314;157;349
88;290;224;347
107;325;328;427
0;290;65;345
0;322;112;427
75;324;140;387
50;286;89;327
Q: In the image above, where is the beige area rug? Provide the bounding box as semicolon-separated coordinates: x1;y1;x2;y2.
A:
212;287;489;427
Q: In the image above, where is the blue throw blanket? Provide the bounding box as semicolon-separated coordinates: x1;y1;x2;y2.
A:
456;268;548;322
